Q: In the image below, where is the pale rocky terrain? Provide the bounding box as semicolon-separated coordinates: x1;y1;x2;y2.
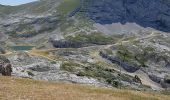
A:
0;0;170;92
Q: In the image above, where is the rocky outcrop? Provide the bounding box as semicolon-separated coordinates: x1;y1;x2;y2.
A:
82;0;170;32
8;53;109;87
148;74;170;88
0;56;12;76
148;74;162;84
50;39;83;48
1;15;59;38
99;51;140;73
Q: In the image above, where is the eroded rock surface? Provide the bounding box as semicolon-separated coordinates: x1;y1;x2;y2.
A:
85;0;170;32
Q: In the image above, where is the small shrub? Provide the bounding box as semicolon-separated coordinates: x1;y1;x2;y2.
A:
112;80;119;88
51;61;57;64
117;45;134;62
106;79;119;88
27;71;34;77
76;71;86;76
61;62;81;72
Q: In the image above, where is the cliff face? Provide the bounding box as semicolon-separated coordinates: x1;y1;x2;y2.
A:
85;0;170;32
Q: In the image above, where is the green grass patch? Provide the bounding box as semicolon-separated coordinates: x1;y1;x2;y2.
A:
57;0;80;15
104;49;113;55
116;45;134;62
66;33;115;45
76;63;122;87
116;45;157;67
61;61;81;72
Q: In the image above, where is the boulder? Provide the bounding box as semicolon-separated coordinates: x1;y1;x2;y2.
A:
148;74;162;83
0;56;12;76
0;47;5;54
133;75;142;84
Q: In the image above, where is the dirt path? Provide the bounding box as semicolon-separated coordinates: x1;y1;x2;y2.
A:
114;32;160;45
25;50;57;62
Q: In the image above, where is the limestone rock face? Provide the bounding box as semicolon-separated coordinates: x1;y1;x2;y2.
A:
86;0;170;32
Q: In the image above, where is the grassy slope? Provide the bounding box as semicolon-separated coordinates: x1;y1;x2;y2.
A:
0;77;169;100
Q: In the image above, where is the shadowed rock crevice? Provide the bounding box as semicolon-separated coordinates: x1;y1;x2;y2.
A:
99;51;140;73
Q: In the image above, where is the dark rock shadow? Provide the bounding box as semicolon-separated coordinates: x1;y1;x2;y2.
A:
99;51;140;73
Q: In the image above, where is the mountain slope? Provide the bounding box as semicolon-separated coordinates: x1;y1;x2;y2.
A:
0;0;170;92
